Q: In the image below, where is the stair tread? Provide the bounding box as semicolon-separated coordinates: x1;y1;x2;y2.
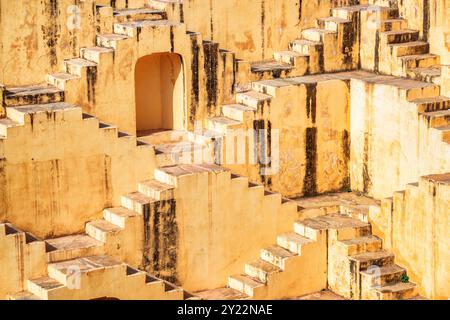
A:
83;46;115;54
275;50;309;57
303;27;336;34
195;287;249;300
339;235;381;246
0;118;20;127
263;245;296;259
422;109;450;116
208;116;242;125
105;206;141;218
5;84;63;97
399;53;439;61
8;102;77;114
48;72;80;80
97;33;130;41
389;41;428;48
411;95;450;104
87;219;123;232
115;19;180;28
49;255;122;274
408;66;441;76
360;264;405;277
139;179;174;192
279;232;314;245
114;8;165;16
251;60;293;72
229;274;265;288
222;104;257;112
8;291;42;300
318;16;351;23
123;191;157;204
29;276;64;290
373;281;416;293
299;213;369;230
45;234;103;252
65;58;97;67
237;90;272;101
247;259;282;273
291;39;322;46
349;250;394;263
381;29;418;35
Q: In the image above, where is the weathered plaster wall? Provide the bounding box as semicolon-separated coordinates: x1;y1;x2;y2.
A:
350;75;450;199
369;174;450;299
0;107;155;238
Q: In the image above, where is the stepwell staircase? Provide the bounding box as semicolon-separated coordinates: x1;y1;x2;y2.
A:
198;211;421;300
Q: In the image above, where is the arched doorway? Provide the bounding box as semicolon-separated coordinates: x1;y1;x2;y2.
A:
135;53;184;136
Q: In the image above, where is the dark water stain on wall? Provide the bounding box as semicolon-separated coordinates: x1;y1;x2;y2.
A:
305;83;317;124
362;132;371;193
179;2;184;23
86;66;97;105
170;26;175;52
189;34;200;125
261;0;266;60
298;0;303;21
341;129;351;190
423;0;430;41
374;30;380;73
303;127;318;196
203;41;219;113
42;0;61;68
141;200;179;285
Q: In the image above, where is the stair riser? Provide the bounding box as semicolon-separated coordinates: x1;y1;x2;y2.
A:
401;57;440;71
137;184;174;201
337;240;382;256
85;223;110;242
382;32;419;44
114;12;166;23
416;101;450;113
361;269;406;287
356;256;395;271
46;246;104;263
380;20;407;32
244;265;270;284
393;44;429;57
276;237;303;255
4;92;64;107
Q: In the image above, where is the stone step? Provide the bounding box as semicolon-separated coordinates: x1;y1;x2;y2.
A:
435;125;450;143
7;291;42;300
113;19;181;37
96;33;130;49
336;235;383;256
80;46;115;64
236;90;272;109
421;109;450;128
289;39;323;55
6;103;81;125
85;219;123;242
154;164;228;186
389;41;429;58
250;60;293;78
412;96;450;113
244;259;281;283
383;78;440;102
3;84;64;107
260;245;296;270
194;287;249;300
27;276;65;300
380;29;419;44
103;207;142;228
301;28;336;43
64;58;97;77
371;281;417;300
222;104;256;122
399;54;440;71
0;118;20;137
113;7;167;23
332;4;372;20
251;79;292;96
273;50;309;68
379;18;408;32
407;66;441;84
121;191;158;215
276;232;314;255
207;116;242;134
46;72;80;90
228;274;265;298
138;179;175;201
360;264;406;287
348;250;395;270
317;17;351;32
47;255;124;287
45;234;104;263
